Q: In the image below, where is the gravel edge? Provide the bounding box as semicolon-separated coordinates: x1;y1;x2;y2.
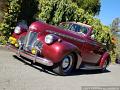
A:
0;45;9;51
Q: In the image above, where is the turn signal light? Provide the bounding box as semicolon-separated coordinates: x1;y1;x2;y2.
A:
31;48;37;55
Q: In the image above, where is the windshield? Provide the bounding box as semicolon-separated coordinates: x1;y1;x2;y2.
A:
59;23;88;34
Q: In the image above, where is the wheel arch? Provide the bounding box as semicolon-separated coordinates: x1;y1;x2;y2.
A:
99;52;111;68
70;51;82;69
42;40;82;64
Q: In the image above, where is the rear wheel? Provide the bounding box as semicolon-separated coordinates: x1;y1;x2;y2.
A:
100;60;109;72
53;54;75;76
102;60;108;70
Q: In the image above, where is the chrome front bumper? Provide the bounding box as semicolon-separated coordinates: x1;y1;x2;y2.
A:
6;44;53;66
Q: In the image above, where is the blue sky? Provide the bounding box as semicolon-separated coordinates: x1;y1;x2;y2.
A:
97;0;120;26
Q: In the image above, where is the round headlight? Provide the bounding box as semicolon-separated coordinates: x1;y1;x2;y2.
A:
14;26;21;34
45;34;54;44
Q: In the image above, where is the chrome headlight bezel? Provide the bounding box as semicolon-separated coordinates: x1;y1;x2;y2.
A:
45;34;54;44
14;26;21;34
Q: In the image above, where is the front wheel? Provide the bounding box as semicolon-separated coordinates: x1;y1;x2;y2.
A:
53;54;75;76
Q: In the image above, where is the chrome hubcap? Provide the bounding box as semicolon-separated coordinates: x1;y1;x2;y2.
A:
62;55;73;72
62;58;70;69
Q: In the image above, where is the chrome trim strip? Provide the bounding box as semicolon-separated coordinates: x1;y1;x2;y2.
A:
46;30;85;43
25;31;31;47
80;65;102;70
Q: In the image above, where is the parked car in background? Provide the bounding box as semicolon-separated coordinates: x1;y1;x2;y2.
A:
116;54;120;64
7;21;111;75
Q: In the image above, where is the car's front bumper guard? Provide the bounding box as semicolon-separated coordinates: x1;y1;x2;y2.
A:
6;44;53;66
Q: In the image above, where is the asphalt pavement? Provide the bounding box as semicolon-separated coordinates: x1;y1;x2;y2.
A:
0;47;120;90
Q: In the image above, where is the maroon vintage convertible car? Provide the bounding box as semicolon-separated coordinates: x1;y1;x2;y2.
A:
7;21;111;75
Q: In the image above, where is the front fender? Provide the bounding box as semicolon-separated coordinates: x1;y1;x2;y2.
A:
12;32;27;40
8;32;27;46
42;41;79;63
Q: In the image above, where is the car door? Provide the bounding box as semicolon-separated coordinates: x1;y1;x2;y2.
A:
82;36;102;64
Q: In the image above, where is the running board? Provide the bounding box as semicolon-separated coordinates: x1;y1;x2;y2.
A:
80;64;101;70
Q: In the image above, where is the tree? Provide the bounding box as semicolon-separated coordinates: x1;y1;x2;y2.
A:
72;0;101;15
110;17;120;46
37;0;97;24
0;0;7;22
37;0;78;25
110;17;120;62
0;0;38;38
0;0;21;37
18;0;38;25
111;17;120;36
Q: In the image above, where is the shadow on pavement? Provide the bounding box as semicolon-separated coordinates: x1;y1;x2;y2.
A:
69;69;111;76
13;55;111;76
13;55;58;76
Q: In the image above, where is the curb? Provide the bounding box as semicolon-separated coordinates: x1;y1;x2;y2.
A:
0;45;5;48
0;45;5;47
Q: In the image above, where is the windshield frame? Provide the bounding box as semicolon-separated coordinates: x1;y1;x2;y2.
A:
59;22;89;35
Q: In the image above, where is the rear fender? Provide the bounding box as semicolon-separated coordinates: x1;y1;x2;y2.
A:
99;52;110;68
74;52;82;69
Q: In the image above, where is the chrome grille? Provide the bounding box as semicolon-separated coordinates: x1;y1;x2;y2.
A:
23;31;38;51
32;40;43;49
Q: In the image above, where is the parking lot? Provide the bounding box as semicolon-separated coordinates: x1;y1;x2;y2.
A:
0;47;120;90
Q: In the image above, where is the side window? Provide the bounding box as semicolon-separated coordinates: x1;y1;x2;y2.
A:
69;24;80;32
75;25;81;32
78;26;88;34
69;24;76;31
81;27;88;34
